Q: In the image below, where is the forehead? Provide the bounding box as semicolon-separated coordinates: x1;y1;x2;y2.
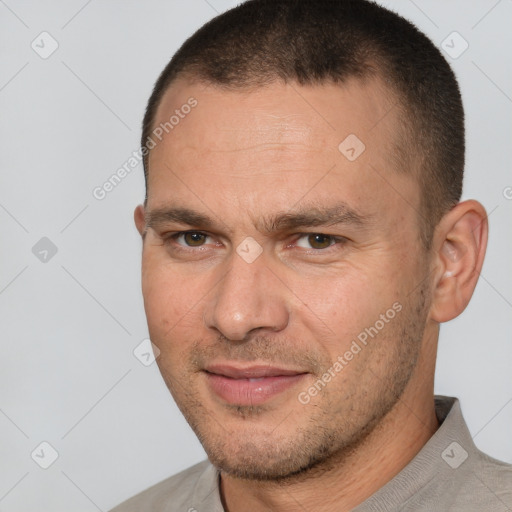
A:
152;77;396;159
146;77;417;229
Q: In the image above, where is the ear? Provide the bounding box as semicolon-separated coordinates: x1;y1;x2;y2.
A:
134;204;146;237
429;200;488;323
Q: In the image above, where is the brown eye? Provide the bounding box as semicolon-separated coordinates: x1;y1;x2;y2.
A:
307;234;334;249
183;232;207;246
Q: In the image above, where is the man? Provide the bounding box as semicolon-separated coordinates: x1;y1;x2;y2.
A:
111;0;512;510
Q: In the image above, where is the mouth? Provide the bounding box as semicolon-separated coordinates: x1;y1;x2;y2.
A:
203;363;308;406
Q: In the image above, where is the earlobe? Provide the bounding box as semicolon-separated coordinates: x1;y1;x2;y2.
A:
134;204;146;237
429;200;488;323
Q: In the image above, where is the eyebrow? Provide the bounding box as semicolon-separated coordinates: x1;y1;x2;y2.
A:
145;202;373;235
260;204;372;233
146;207;217;233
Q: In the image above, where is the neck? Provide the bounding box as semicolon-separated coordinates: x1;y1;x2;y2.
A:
220;334;439;512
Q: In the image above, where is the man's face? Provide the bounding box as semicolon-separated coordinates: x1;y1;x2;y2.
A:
139;78;433;480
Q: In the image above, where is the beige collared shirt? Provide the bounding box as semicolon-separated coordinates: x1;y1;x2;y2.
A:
110;396;512;511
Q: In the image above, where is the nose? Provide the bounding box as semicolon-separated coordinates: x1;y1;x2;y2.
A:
203;250;290;341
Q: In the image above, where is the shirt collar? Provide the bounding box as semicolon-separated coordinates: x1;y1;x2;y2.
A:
353;395;475;511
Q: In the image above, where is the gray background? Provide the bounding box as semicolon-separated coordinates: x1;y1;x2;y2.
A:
0;1;511;510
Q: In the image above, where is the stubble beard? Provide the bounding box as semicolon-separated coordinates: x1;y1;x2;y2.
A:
158;283;430;483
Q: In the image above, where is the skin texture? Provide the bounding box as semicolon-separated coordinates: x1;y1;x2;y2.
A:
135;78;488;512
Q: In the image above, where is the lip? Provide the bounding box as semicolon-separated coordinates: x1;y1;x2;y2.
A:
203;364;307;406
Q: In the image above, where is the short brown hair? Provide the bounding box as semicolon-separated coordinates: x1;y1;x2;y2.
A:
141;0;464;247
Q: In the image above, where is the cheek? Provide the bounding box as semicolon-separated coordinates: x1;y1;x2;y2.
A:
143;277;204;377
287;263;402;352
142;260;201;338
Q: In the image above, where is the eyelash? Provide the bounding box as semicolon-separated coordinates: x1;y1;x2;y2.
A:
162;231;347;254
162;230;216;252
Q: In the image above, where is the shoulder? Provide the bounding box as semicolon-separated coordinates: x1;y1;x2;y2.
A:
109;460;216;512
414;444;512;511
467;450;512;505
434;397;512;510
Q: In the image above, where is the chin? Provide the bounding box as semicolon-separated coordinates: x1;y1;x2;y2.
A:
195;419;346;482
